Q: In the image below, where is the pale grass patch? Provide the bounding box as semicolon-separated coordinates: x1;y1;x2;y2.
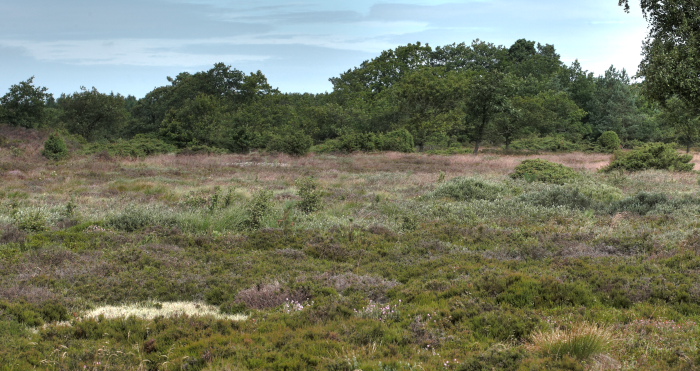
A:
528;322;613;361
82;301;247;321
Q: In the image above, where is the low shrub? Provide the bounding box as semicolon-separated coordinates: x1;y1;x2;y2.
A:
244;189;274;230
510;136;582;152
602;142;694;172
510;159;582;184
518;185;593;210
42;134;69;160
296;177;322;213
106;207;178;232
267;131;313;156
597;131;621;152
376;129;415;153
426;177;506;201
608;192;669;215
312;130;414;153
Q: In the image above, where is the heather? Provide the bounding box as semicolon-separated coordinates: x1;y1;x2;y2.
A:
0;127;699;370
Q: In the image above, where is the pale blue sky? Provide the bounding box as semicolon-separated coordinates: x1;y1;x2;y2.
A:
0;0;648;98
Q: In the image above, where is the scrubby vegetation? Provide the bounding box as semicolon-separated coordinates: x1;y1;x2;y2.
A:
510;158;583;184
603;142;694;172
0;127;699;369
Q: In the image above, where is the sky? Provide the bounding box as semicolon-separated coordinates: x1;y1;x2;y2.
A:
0;0;649;98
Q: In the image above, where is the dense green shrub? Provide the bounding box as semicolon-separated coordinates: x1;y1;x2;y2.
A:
510;159;582;184
602;142;694;172
83;134;176;157
244;189;273;230
597;131;621;152
510;136;582;152
267;131;313;156
376;129;415;153
427;177;506;201
42;134;69;160
296;177;322;213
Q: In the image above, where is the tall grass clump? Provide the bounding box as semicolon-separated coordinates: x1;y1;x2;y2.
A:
602;142;694;172
105;206;178;232
510;159;582;184
426;177;506;201
529;323;613;361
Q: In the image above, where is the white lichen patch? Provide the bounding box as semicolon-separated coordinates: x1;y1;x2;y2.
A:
82;301;247;321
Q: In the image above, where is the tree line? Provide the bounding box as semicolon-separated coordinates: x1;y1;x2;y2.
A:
1;37;697;155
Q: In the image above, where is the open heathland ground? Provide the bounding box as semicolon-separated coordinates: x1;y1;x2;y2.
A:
1;131;700;370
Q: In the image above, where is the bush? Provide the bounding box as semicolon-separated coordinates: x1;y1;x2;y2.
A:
608;192;669;215
108;135;176;157
597;131;621;152
244;189;273;230
510;159;582;184
267;131;313;156
376;129;415;153
296;177;322;213
510;136;582;152
42;134;70;160
518;185;593;210
602;142;694;172
427;177;506;201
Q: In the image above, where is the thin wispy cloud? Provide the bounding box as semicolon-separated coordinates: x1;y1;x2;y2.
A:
0;0;649;96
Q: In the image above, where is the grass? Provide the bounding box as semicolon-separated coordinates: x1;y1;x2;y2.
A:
1;126;700;370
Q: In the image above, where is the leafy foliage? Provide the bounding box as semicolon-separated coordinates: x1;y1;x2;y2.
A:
510;159;582;184
0;77;51;128
598;131;622;152
427;177;506;201
296;177;323;213
42;133;69;160
603;142;694;172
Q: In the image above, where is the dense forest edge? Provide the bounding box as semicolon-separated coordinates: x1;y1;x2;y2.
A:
2;38;699;159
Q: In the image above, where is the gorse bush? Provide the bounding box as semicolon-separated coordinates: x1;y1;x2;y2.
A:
598;131;621;152
510;159;582;184
603;142;694;172
42;134;69;160
427;177;506;201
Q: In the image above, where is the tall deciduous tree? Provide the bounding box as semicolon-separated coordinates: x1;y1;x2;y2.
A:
463;72;512;154
618;0;700;107
0;77;52;128
661;96;700;152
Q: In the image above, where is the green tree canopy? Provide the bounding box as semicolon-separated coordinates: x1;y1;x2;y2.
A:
59;87;130;141
0;77;52;128
619;0;700;108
